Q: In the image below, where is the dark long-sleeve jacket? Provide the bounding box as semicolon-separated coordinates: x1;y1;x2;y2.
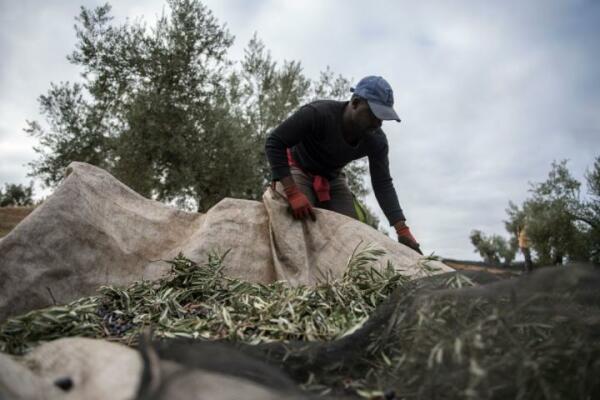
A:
265;100;405;225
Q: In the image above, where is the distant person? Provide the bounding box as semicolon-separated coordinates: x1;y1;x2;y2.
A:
518;224;533;272
265;76;422;254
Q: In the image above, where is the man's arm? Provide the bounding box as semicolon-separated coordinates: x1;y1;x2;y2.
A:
368;139;422;254
265;105;318;221
265;105;317;181
368;145;405;225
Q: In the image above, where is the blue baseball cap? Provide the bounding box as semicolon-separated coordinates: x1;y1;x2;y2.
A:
350;76;401;122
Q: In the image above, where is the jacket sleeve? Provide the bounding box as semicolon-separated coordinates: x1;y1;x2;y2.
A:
368;135;406;225
265;105;317;180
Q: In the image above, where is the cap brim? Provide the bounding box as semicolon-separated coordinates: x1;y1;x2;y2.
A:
368;101;401;122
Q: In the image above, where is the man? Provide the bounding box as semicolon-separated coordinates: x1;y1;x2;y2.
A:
518;224;533;273
265;75;422;254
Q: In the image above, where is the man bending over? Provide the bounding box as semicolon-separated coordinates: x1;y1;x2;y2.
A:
265;75;422;254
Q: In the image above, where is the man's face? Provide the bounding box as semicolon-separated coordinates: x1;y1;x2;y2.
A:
351;99;382;136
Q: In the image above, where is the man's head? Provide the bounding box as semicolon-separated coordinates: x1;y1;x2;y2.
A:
347;95;383;135
350;76;400;122
345;76;400;137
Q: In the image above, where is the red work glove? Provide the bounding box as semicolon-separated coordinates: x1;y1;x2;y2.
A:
284;184;316;221
395;222;423;255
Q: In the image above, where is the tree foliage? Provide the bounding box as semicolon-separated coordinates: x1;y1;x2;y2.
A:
516;161;588;264
0;183;34;207
577;156;600;262
26;0;372;215
236;33;311;198
469;229;516;265
473;159;600;266
500;159;599;265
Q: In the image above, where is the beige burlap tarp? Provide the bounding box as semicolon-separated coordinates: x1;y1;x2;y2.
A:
0;338;142;400
0;162;451;321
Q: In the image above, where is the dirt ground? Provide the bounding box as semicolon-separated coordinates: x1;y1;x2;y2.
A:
443;259;521;277
0;207;34;237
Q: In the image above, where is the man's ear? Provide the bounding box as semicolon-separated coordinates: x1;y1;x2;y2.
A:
350;97;361;109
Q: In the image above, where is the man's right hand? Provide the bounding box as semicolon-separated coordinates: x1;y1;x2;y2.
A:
394;221;423;255
283;183;316;221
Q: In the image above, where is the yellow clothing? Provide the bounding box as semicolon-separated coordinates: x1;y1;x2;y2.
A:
518;229;530;249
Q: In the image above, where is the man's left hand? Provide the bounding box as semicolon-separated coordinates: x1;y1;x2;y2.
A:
394;221;423;255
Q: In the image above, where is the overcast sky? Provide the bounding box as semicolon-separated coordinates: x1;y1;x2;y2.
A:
1;0;599;260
